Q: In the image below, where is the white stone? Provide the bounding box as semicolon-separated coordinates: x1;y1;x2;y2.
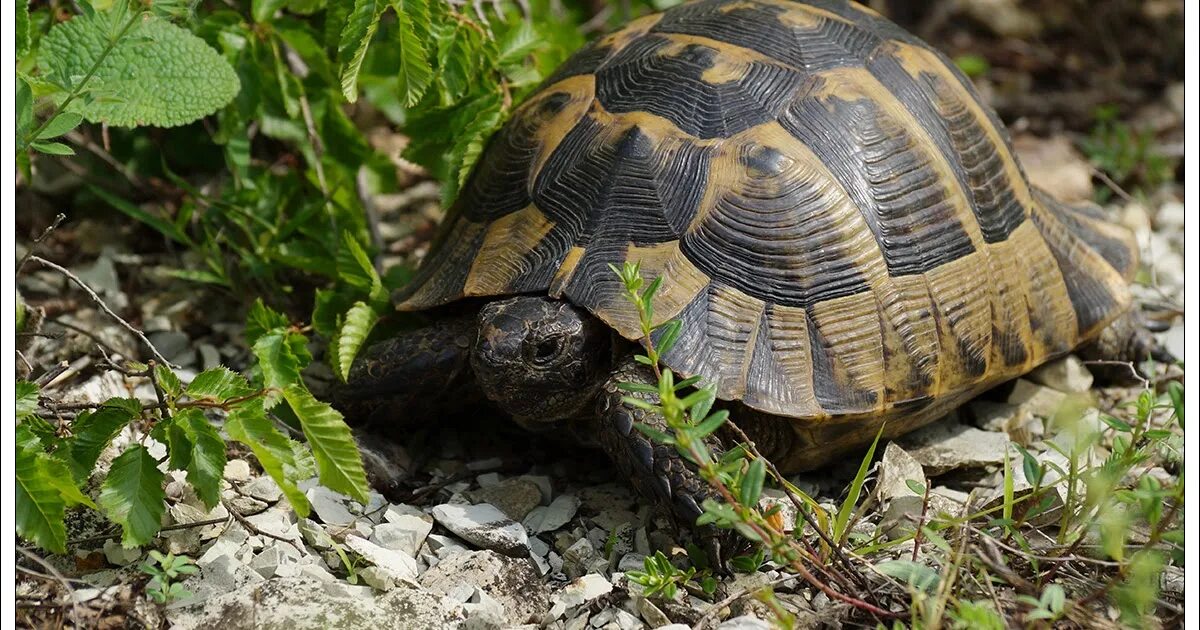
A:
245;508;300;542
371;518;433;558
875;442;926;502
298;563;336;583
344;534;419;581
249;545;284;579
431;503;528;556
359;566;399;591
555;574;612;610
102;540;142;566
298;518;334;550
241;476;283;503
306;486;357;526
223;460;251;483
1007;379;1069;418
426;533;470;559
524;494;581;534
196;538;240;569
897;417;1010;474
1028;356;1094;393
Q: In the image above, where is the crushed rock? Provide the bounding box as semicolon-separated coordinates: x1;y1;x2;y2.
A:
420;550;549;626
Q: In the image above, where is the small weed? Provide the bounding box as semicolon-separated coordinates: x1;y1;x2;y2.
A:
626;551;698;600
1081;104;1178;202
140;551;197;604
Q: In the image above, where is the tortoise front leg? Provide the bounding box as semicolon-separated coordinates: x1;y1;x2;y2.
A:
332;313;484;436
592;355;728;544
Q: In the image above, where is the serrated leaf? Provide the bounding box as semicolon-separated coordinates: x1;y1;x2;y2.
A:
186;366;254;400
17;381;39;419
38;12;240;127
154;363;183;399
332;301;381;382
282;385;369;503
497;20;539;66
36;112;84;140
17;77;33;143
42;455;98;510
337;0;387;102
392;0;433;106
245;299;289;347
336;231;383;298
225;400;310;516
252;331;302;406
70;403;139;482
16;427;67;554
17;0;31;57
177;409;226;509
98;445;166;547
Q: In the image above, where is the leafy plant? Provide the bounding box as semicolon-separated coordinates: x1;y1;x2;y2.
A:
15;298;371;553
626;551;698;600
140;551;198;603
1081;104;1178;202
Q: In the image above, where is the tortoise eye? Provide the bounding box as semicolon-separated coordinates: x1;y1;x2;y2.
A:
525;335;565;367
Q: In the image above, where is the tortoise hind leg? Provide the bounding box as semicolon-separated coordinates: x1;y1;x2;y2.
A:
1076;309;1177;385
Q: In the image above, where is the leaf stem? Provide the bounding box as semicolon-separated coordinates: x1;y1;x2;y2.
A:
22;8;143;150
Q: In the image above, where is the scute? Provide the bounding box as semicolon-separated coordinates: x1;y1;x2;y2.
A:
394;0;1137;422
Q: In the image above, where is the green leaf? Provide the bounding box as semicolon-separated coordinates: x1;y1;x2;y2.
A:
16;381;39;420
225;400;310;516
16;427;67;554
337;0;387;102
692;409;728;438
252;331;302;405
1167;381;1183;427
98;445;166;547
89;185;191;246
177;409;227;509
36;112;83;140
497;19;539;67
336;231;383;299
17;77;33;144
252;0;289;22
740;458;765;506
42;455;98;510
875;559;940;593
245;299;290;347
632;422;675;446
905;479;927;496
154;363;183;400
332;301;381;382
833;425;882;544
283;386;370;503
38;12;240;127
392;0;433;106
186;366;254;400
30;141;74;156
70;402;139;482
16;0;31;58
1014;443;1043;487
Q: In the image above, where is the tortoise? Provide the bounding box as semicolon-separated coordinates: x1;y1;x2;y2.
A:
335;0;1156;531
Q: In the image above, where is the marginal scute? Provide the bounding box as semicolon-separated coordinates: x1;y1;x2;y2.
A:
395;0;1137;425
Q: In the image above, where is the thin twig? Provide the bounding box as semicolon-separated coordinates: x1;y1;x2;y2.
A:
695;573;796;629
47;316;129;360
17;213;67;274
27;255;174;367
16;547;83;628
724;419;870;590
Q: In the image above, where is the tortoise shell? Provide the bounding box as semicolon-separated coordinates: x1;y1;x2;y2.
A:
396;0;1137;430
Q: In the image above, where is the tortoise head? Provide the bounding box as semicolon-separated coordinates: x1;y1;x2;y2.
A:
472;296;612;427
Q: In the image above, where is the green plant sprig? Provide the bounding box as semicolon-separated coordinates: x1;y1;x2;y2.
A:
610;262;894;620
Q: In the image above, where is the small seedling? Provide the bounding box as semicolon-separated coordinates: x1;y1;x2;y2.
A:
626;551;698;600
140;551;197;603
